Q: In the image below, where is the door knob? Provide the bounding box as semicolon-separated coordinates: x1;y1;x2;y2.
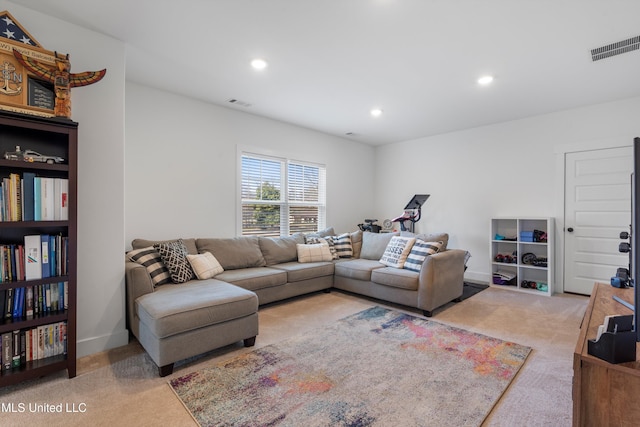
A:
567;227;574;232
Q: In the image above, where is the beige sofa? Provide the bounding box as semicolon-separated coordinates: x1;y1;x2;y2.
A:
125;229;466;375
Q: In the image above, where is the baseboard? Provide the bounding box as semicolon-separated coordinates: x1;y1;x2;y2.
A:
464;271;490;285
76;329;130;358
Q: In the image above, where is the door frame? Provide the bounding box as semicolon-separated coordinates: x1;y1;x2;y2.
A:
553;137;632;293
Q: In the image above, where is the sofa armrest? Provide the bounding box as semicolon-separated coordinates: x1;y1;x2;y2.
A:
125;260;155;337
417;249;466;313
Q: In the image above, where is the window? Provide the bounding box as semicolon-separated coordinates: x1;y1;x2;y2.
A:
240;153;326;237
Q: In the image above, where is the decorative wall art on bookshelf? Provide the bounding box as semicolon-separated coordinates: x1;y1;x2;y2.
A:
0;110;77;387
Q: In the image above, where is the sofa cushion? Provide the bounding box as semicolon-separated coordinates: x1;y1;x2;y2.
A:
153;239;195;284
214;267;287;292
136;279;257;339
379;236;416;269
127;247;172;287
196;236;266;270
403;240;443;272
334;259;386;281
270;261;334;282
360;231;399;260
132;238;198;255
371;267;420;291
187;252;224;279
259;234;305;265
297;243;333;263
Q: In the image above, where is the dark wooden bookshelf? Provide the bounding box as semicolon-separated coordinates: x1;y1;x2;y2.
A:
0;111;77;387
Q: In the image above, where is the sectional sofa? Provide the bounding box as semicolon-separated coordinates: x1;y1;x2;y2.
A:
125;228;467;375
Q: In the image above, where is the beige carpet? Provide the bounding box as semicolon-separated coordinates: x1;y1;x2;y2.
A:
0;286;588;427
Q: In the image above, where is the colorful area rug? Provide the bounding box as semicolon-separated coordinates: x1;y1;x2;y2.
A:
169;307;531;427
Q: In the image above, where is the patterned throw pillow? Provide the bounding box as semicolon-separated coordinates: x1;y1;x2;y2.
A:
297;243;333;263
379;236;416;269
154;239;195;283
306;235;339;259
403;240;443;272
332;233;353;258
127;246;172;287
186;252;224;279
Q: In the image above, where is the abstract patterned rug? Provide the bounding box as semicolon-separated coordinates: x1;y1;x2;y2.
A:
169;307;531;427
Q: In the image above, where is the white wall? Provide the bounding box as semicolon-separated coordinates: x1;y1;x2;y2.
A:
125;82;376;246
4;2;128;356
375;96;640;288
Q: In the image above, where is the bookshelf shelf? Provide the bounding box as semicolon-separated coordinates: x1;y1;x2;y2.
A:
0;111;77;386
490;217;555;295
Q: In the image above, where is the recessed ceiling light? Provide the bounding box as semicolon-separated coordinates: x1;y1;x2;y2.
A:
251;58;268;70
478;75;494;85
370;108;383;117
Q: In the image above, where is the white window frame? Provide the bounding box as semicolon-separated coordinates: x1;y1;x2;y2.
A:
238;150;326;237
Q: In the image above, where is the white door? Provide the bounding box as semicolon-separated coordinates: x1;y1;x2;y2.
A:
564;146;632;295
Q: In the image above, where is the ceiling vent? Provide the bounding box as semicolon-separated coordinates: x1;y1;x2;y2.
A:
227;98;252;107
591;36;640;61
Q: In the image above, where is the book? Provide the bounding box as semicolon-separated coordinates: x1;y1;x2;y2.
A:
49;235;57;277
33;177;41;221
24;235;42;280
22;172;35;221
2;332;11;370
59;178;69;221
25;286;33;318
37;326;44;359
5;288;12;319
14;286;24;318
12;330;20;367
41;235;50;278
40;177;55;221
0;289;5;319
50;284;58;312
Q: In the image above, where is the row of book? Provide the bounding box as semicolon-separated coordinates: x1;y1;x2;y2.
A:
1;282;68;320
0;234;69;283
0;173;69;222
1;322;67;371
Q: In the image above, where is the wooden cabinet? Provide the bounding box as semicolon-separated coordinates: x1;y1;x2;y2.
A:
573;283;640;426
0;111;77;387
490;217;554;295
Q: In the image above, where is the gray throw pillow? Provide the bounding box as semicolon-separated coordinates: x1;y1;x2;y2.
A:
259;234;305;265
196;236;266;270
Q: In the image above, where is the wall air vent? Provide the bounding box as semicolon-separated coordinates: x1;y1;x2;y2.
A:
227;98;252;107
591;36;640;61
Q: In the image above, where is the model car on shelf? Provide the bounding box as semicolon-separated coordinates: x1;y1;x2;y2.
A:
3;146;65;164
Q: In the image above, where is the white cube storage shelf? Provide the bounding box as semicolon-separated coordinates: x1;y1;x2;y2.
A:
490;217;555;296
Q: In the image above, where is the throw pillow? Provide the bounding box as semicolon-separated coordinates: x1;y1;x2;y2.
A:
187;252;224;279
332;233;353;258
127;246;172;287
379;236;416;269
154;239;195;283
297;243;333;263
403;240;443;272
306;235;339;260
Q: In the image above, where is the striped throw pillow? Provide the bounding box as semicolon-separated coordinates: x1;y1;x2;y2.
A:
127;246;172;287
403;240;443;272
332;233;353;258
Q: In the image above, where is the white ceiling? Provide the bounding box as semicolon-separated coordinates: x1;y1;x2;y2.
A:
10;0;640;145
